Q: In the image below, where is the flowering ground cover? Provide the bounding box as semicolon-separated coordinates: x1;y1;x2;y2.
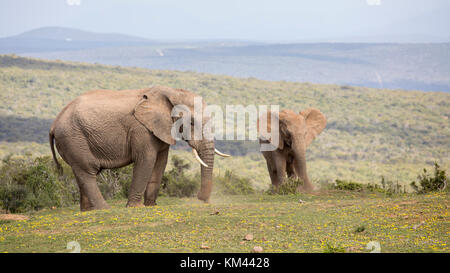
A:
0;191;448;253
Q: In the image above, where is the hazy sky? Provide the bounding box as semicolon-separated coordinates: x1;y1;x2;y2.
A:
0;0;449;41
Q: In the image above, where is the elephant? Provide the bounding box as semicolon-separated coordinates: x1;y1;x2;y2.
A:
258;108;326;191
49;85;230;211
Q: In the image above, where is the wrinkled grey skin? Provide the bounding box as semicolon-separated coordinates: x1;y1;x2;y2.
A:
50;86;215;211
259;108;326;192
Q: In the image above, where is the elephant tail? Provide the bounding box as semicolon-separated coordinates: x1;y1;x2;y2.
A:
49;126;63;175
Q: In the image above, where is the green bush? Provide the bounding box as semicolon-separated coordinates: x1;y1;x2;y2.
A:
215;170;255;195
267;177;303;195
0;184;27;213
333;177;406;195
354;225;366;233
366;176;406;195
0;156;78;213
160;158;256;197
160;156;199;198
334;179;363;192
97;166;133;199
160;173;199;198
322;242;345;253
410;163;448;193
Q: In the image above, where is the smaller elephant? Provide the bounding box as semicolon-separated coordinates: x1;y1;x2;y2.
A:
258;108;326;191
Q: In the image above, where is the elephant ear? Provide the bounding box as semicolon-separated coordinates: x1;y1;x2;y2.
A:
300;108;326;146
133;89;176;145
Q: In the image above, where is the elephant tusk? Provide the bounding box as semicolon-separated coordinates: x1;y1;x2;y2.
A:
192;148;209;168
214;148;231;157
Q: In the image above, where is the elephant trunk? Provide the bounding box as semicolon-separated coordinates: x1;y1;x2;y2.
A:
292;137;314;192
196;140;215;202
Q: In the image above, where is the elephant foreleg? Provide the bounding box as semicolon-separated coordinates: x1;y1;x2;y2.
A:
273;152;287;186
263;151;286;187
263;152;278;187
144;148;169;206
292;154;314;192
127;152;157;207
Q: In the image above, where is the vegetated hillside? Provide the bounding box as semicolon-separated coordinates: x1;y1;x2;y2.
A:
0;55;449;187
21;42;450;92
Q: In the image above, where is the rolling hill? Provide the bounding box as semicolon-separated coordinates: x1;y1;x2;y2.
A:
2;27;449;92
21;42;450;92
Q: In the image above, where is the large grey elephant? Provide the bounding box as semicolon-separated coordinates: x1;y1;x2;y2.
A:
49;86;229;211
258;108;326;191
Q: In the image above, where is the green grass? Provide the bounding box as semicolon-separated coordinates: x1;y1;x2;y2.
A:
0;191;448;253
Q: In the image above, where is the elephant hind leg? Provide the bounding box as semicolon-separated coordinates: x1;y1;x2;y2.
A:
144;147;169;206
73;167;110;211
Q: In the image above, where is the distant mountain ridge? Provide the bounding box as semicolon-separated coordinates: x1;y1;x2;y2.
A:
13;26;152;42
0;26;156;53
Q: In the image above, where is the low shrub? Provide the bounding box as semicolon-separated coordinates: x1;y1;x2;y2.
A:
331;178;406;195
160;155;199;198
322;242;345;253
366;176;406;195
410;162;448;193
354;225;366;233
160;172;199;198
334;179;363;192
97;166;133;199
0;184;27;213
267;177;303;195
0;156;78;213
215;170;255;195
